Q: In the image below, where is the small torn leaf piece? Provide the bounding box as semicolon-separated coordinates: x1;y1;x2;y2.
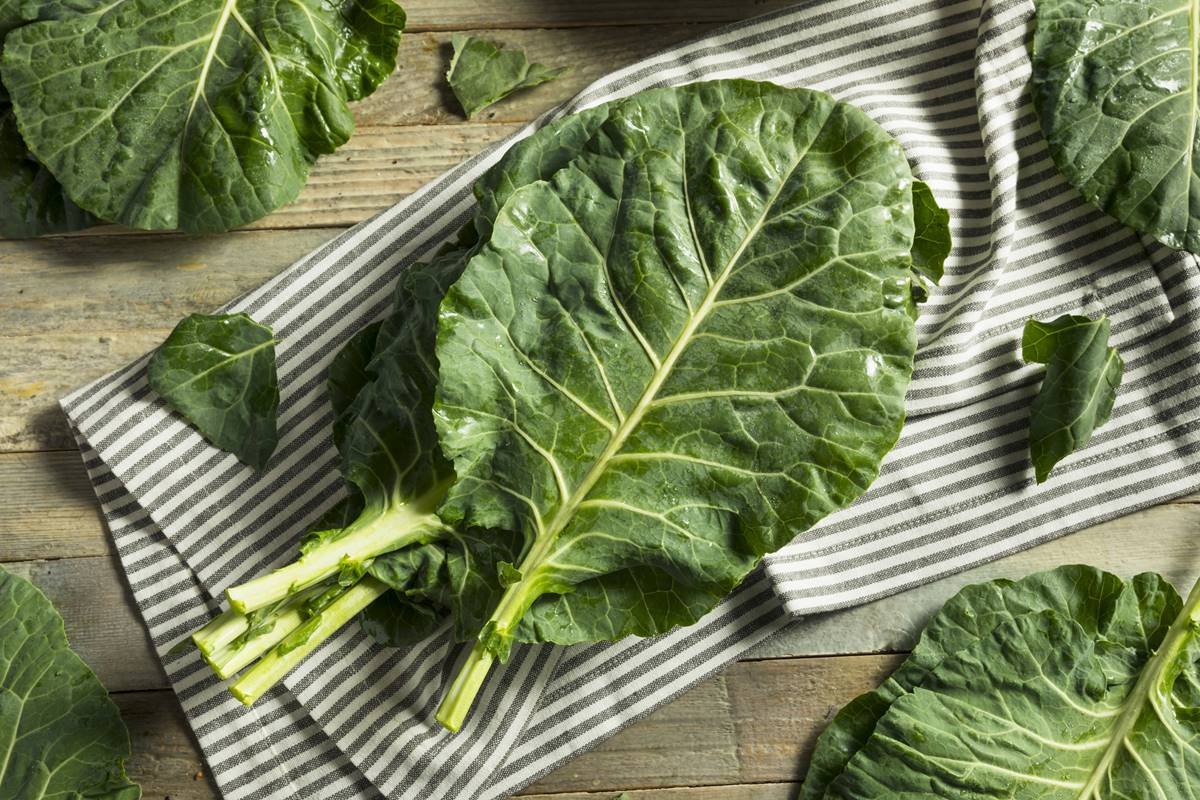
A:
0;93;94;238
446;34;568;119
0;565;141;799
1023;314;1123;483
148;312;280;469
909;180;950;285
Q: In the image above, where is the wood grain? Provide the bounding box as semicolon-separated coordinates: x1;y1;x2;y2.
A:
362;26;724;128
111;654;885;799
399;1;793;31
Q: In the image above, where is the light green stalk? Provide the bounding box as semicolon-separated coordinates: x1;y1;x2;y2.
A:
226;484;448;614
230;577;389;705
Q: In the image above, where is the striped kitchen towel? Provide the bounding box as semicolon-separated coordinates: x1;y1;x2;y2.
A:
61;0;1200;797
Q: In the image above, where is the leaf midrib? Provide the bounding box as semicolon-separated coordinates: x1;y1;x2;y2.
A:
1072;576;1200;799
162;336;275;394
494;119;833;628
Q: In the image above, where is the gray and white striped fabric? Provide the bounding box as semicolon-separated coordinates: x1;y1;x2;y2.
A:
61;1;1200;797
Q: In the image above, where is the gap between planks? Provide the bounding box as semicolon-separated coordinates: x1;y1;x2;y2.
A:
111;654;889;799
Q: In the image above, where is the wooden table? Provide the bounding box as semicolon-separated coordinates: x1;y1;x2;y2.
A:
3;3;1197;798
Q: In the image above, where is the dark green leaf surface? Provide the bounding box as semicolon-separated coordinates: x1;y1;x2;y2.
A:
909;180;950;285
1031;0;1200;252
435;80;921;658
1023;314;1123;483
148;312;279;469
0;565;140;799
823;565;1200;799
447;34;568;119
0;0;404;233
0;98;94;238
799;565;1178;799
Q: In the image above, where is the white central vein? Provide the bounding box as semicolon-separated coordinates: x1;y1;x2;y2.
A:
182;0;238;148
487;127;825;631
1073;576;1200;799
164;337;275;393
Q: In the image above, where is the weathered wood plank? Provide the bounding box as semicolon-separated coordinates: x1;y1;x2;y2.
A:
400;1;793;30
117;691;216;800
112;655;880;799
4;557;163;693
364;26;722;128
1;228;335;451
522;655;900;795
521;786;796;800
5;496;1198;697
0;451;109;560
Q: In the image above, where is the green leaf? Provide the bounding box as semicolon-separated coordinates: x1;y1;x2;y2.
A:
823;566;1200;799
148;312;279;469
447;35;568;119
909;180;950;285
0;0;405;233
1023;314;1124;483
435;80;920;677
0;87;94;238
0;565;140;799
1031;0;1200;253
799;565;1178;799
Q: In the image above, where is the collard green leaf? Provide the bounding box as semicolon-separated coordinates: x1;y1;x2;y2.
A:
436;81;920;664
0;92;94;238
0;0;405;233
909;180;950;285
447;35;568;119
1023;314;1123;483
1031;0;1200;252
0;565;140;799
823;566;1200;799
799;565;1178;799
148;312;279;469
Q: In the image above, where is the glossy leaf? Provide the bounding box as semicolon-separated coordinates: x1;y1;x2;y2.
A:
446;34;568;119
148;312;279;469
909;180;950;285
0;565;140;799
799;565;1178;799
0;0;405;233
436;81;921;663
1023;314;1123;483
823;565;1200;799
1031;0;1200;252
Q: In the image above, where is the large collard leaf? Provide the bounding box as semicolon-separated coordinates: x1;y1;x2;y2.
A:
446;35;568;120
0;92;94;238
0;4;94;238
0;566;140;799
435;80;921;691
1031;0;1200;253
799;565;1179;799
1023;314;1123;483
824;568;1200;799
148;312;279;469
0;0;404;233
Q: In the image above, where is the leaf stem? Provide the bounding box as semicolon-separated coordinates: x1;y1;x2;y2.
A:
201;586;328;679
192;607;250;656
435;641;496;733
230;577;388;705
226;484;449;614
